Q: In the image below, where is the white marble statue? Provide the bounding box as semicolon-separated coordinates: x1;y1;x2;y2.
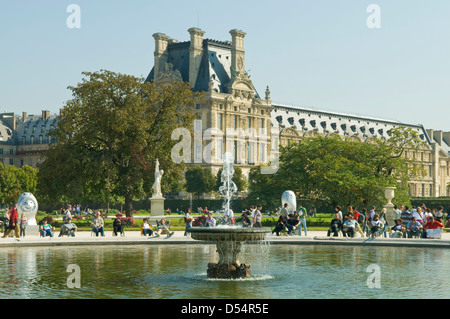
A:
152;159;164;198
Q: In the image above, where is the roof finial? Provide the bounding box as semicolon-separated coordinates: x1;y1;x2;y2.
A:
265;85;271;102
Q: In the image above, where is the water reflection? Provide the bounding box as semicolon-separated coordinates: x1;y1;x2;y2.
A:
0;244;448;299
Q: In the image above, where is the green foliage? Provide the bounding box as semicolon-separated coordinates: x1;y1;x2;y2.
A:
37;70;203;215
0;163;37;205
248;127;425;210
184;165;216;197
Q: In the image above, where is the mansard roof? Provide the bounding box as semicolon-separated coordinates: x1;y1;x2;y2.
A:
0;120;14;144
272;103;432;146
146;38;260;98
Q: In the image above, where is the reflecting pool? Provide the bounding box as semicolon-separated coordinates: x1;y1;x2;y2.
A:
0;244;448;299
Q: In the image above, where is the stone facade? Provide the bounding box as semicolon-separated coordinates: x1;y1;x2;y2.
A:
0;110;58;169
146;27;450;198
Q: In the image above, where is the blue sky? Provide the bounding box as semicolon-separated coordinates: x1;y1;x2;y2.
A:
1;0;449;130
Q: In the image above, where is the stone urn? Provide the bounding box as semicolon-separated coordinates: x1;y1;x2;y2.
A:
384;187;396;205
383;187;396;226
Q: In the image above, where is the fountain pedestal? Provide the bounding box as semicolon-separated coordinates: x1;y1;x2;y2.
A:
187;227;270;279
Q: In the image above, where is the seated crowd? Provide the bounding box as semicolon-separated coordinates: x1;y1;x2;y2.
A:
326;204;446;239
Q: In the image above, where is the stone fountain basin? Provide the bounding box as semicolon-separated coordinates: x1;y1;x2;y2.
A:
187;227;270;242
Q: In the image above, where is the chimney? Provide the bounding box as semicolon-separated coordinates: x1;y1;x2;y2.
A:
434;130;443;145
188;27;205;88
229;29;246;73
152;32;171;80
42;110;50;120
426;129;434;143
22;112;27;122
442;131;450;146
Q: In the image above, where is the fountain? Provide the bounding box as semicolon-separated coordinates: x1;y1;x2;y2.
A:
187;152;270;279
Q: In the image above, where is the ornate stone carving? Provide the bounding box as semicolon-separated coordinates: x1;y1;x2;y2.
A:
154;63;182;83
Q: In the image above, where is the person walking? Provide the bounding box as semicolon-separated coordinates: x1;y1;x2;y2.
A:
2;204;19;238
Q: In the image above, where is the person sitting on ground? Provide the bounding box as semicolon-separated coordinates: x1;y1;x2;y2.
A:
327;213;342;237
141;218;153;236
113;212;125;236
423;215;444;238
342;214;357;237
286;213;300;236
406;217;423;238
59;217;77;237
389;219;405;238
205;212;216;227
91;211;105;237
40;219;55;237
272;216;287;236
154;219;174;238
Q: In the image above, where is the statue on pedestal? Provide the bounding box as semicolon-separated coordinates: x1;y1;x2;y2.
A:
152;159;164;198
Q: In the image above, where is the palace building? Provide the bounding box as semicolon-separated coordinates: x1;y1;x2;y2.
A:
145;27;450;197
1;27;449;197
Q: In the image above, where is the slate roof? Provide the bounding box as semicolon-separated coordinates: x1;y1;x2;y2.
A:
146;39;260;98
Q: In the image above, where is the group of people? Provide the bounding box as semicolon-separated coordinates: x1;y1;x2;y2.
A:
271;203;308;236
182;204;265;236
327;204;447;239
389;204;446;238
1;204;27;238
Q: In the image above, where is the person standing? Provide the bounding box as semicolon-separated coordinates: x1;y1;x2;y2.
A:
184;208;193;236
297;205;307;236
335;206;343;220
280;203;289;219
253;205;263;228
392;205;402;221
19;213;27;237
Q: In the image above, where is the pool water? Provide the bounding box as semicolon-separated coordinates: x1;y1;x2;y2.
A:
0;244;448;299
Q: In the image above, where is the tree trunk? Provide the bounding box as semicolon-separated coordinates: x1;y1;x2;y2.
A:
124;186;134;217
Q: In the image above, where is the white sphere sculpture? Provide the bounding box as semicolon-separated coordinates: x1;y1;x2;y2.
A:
17;192;38;226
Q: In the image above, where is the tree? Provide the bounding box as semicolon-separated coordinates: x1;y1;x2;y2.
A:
185;166;216;198
215;166;248;193
248;127;425;210
37;70;202;216
0;164;37;205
